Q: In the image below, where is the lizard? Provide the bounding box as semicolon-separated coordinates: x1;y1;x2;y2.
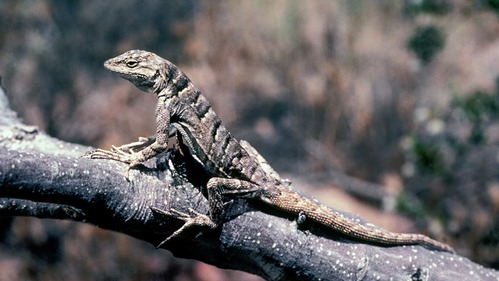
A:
88;49;454;253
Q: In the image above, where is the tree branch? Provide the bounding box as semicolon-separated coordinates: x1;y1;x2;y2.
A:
0;86;496;281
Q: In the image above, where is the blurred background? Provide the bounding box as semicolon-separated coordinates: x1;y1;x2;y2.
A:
0;1;498;280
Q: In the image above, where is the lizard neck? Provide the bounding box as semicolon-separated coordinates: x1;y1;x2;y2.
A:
155;82;176;99
154;62;192;99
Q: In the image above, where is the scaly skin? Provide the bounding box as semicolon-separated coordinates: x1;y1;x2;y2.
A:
89;50;454;253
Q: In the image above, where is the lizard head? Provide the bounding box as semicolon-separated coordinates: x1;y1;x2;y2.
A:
104;49;167;93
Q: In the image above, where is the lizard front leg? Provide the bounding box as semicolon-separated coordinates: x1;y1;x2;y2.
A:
88;134;171;180
85;136;157;176
111;125;178;154
87;99;173;179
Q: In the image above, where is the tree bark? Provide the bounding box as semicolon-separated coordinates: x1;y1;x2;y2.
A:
0;86;497;281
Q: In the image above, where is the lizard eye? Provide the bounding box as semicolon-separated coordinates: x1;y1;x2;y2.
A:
126;60;138;68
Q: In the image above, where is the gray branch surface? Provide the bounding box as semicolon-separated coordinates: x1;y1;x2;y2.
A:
0;86;497;281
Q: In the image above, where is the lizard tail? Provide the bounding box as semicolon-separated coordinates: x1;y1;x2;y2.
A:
264;187;455;253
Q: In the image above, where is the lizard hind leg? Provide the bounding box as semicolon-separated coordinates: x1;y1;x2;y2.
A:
206;177;264;225
150;178;262;247
150;207;217;248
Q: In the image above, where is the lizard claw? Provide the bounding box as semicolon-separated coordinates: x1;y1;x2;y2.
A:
124;166;132;182
110;137;156;153
111;145;123;153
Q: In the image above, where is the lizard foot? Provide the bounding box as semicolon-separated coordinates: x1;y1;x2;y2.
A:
86;149;144;180
150;207;217;248
111;136;156;153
